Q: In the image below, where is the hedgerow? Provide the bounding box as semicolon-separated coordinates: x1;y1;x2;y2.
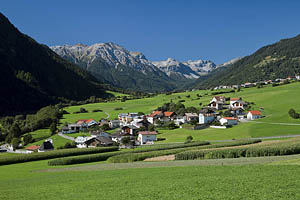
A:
107;139;262;163
175;139;300;160
48;141;210;166
0;146;119;165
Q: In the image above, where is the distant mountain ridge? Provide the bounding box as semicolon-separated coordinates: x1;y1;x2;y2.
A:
193;34;300;89
51;43;226;92
152;58;217;79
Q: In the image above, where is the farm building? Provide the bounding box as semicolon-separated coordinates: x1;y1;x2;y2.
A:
247;111;262;120
219;117;238;126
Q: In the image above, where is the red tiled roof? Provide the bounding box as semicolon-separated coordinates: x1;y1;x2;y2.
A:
230;98;241;101
249;110;261;115
86;119;95;123
164;112;174;117
149;111;163;117
25;145;40;150
77;119;95;124
138;131;158;135
223;117;237;120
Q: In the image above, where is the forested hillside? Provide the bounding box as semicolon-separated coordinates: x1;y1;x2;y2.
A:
194;34;300;88
0;13;111;115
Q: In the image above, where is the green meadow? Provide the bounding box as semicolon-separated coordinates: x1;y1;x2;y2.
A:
1;156;300;200
59;82;300;143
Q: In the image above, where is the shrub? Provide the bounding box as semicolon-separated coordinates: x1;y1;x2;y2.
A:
289;108;300;119
80;107;88;113
114;107;123;111
92;109;103;113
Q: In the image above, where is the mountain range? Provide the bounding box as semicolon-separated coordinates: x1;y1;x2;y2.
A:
2;11;300;115
51;43;223;92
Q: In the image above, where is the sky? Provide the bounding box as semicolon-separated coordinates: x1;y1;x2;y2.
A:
2;0;300;64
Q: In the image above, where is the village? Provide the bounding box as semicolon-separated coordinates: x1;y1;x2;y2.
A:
21;94;263;153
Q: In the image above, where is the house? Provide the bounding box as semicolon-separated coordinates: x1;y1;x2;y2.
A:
25;145;40;152
247;110;262;120
199;113;215;124
90;131;110;138
137;131;157;145
208;96;226;110
185;113;198;122
62;123;81;134
164;112;176;120
230;98;246;109
147;111;164;124
75;136;94;148
219;117;238;126
230;107;245;116
132;119;151;129
84;136;113;147
243;82;254;88
77;119;98;127
121;125;138;135
109;120;121;129
38;140;54;152
118;113;139;124
111;132;132;143
174;116;186;125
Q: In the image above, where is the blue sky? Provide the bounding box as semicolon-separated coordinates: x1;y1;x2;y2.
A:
2;0;300;64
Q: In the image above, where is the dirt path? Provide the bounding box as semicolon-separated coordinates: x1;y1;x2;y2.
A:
144;155;175;162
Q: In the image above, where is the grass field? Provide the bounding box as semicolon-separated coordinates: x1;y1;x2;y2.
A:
1;156;300;200
25;134;71;149
28;82;300;145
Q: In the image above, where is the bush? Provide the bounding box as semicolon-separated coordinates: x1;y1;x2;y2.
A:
114;107;123;111
288;108;300;119
0;146;118;166
92;109;103;113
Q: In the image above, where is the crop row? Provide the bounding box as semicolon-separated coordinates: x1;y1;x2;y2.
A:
48;141;209;165
175;138;300;160
107;139;262;163
0;146;119;165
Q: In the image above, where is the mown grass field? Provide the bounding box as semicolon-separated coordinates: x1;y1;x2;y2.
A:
1;156;300;200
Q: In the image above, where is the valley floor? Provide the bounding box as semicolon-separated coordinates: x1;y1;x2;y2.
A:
1;154;300;200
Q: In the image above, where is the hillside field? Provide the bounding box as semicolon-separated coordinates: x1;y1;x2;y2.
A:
59;82;300;142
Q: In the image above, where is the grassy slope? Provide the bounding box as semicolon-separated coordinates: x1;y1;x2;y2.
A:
31;82;300;143
25;134;71;149
60;82;300;142
1;159;300;200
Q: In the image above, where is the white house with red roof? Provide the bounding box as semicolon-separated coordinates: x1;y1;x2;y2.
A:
219;117;238;126
137;131;157;145
147;111;164;124
76;119;98;127
230;98;246;109
247;111;262;120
